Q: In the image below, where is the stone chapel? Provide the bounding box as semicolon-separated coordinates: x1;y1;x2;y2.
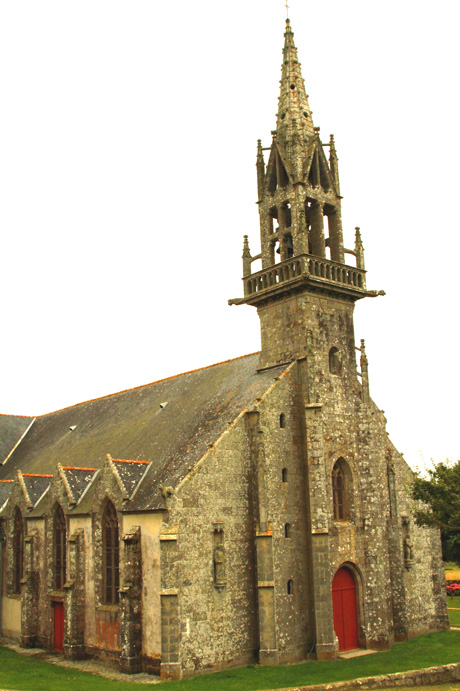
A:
0;18;448;681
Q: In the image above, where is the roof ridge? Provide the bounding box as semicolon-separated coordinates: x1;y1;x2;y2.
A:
0;413;33;420
0;479;14;483
113;459;149;465
33;351;261;418
23;473;53;478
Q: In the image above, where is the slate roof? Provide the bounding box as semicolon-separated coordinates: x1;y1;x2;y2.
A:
0;353;286;511
0;414;34;463
0;480;14;510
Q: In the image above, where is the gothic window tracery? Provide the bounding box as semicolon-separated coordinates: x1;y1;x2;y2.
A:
102;501;119;605
53;504;66;590
332;458;353;521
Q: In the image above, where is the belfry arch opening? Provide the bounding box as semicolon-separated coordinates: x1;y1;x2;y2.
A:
329;347;342;376
278;202;291;230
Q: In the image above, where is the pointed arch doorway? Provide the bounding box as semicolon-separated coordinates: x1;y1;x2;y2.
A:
332;567;359;651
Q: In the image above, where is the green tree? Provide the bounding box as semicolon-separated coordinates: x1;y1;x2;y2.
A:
410;460;460;562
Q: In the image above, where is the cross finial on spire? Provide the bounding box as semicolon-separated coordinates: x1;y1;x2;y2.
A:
285;0;290;19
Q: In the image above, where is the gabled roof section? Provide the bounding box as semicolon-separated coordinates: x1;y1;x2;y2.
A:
0;353;287;511
0;480;14;510
0;414;34;464
112;459;150;500
301;137;317;183
60;465;98;505
21;472;53;508
304;139;336;194
265;139;292;195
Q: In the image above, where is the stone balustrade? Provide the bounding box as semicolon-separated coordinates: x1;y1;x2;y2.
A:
244;254;366;297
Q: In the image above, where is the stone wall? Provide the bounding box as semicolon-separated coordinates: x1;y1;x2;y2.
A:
0;463;165;675
121;512;162;674
250;363;314;663
160;410;260;679
158;285;447;679
256;288;447;656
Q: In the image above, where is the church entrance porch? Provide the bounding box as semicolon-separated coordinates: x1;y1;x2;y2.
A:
53;602;64;653
332;567;359;651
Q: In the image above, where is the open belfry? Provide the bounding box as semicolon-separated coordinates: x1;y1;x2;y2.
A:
0;18;448;680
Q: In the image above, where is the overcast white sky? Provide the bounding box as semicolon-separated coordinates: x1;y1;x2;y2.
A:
0;1;459;469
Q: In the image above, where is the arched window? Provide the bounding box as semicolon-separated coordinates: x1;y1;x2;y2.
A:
13;508;24;594
332;458;353;521
329;347;342;376
284;523;291;538
53;505;66;590
102;501;119;605
279;413;286;428
287;579;294;595
282;467;288;483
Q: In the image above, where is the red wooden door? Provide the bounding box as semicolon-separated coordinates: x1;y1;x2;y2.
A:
53;602;64;652
332;567;359;651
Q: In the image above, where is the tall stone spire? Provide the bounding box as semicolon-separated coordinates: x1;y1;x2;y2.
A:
276;19;315;173
230;19;378;371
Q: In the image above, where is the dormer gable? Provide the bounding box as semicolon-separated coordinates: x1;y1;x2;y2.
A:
304;139;337;195
264;139;292;197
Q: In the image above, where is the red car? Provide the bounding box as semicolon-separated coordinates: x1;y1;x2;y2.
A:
446;583;460;596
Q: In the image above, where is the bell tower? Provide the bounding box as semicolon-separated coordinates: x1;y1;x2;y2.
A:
230;19;381;371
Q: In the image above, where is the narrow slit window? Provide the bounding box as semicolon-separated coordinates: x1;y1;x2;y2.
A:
103;501;119;605
53;505;66;590
12;508;24;594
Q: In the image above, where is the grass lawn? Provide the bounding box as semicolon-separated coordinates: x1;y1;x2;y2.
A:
1;630;460;691
447;596;460;627
377;687;459;691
